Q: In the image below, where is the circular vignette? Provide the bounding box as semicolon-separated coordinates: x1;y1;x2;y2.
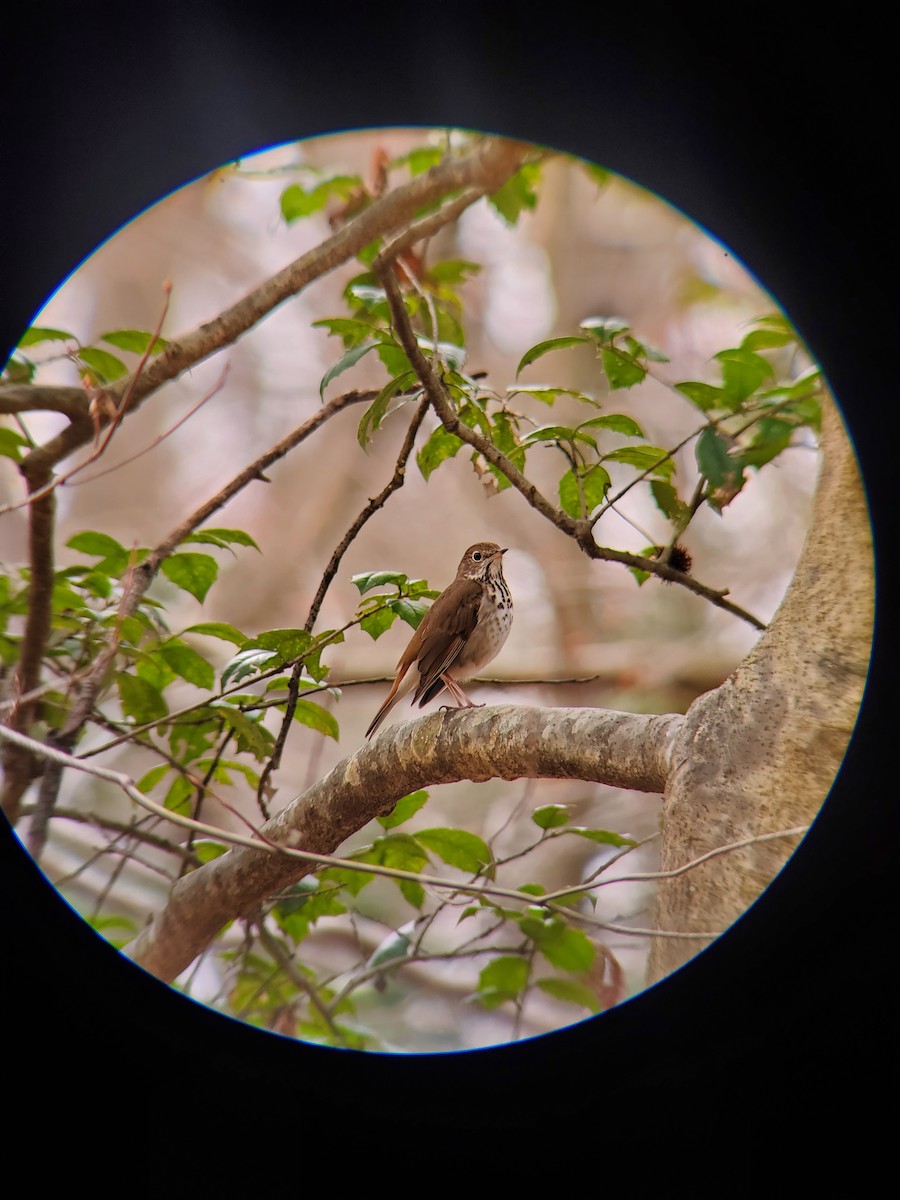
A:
1;8;893;1145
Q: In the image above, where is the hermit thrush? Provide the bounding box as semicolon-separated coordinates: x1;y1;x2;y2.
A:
365;542;513;739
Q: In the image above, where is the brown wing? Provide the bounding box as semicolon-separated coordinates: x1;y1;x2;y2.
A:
411;578;482;706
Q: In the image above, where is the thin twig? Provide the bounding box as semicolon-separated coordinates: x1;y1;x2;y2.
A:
254;395;431;809
374;259;766;630
1;721;806;921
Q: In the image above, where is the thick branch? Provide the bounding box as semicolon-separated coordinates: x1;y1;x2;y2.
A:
0;384;90;422
124;704;682;983
18;137;531;478
1;458;56;821
649;394;874;980
15;389;369;855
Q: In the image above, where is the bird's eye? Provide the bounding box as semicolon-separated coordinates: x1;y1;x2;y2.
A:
472;551;482;561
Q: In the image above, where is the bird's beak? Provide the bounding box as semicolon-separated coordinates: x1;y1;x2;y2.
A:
498;547;508;556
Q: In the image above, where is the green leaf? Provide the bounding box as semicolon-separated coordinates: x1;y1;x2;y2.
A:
536;977;601;1013
416;424;464;480
99;329;168;354
160;553;218;602
517;883;547;897
274;882;348;941
579;315;630;343
458;399;492;437
507;384;587;405
220;647;279;687
522;423;577;446
427;259;482;285
558;464;611;518
379;789;429;830
532;804;570;829
650;479;690;522
319;341;379;399
66;530;130;574
317;865;374;897
280;174;361;222
367;929;412;969
739;326;794;352
601;346;646;390
251;628;312;660
391;145;444;175
414;335;467;368
477;955;529;1008
164;775;194;815
488;162;541;224
674;381;731;413
347;282;389;309
515;336;588;377
416;827;492;873
571;827;637;847
312;316;381;346
0;428;30;461
578;413;644;437
603;445;674;478
399;879;426;909
184;622;247;647
136;653;175;692
77;346;128;383
741;417;794;469
351;569;409;595
360;606;396;640
696;427;741;489
358;833;428;873
158;639;215;689
117;673;168;723
375;342;414;378
136;764;170;793
582;162;612;188
714;347;774;405
291;699;339;740
2;358;34;384
214;705;273;760
17;326;75;348
519;913;596;972
389;597;429;629
196;757;261;788
181;527;260;552
193;840;229;864
357;372;418;448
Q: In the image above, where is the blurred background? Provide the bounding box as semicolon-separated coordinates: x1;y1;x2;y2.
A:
1;129;820;1051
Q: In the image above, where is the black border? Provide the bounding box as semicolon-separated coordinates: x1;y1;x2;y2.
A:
3;1;894;1152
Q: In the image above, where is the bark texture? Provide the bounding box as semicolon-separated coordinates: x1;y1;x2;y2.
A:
648;397;874;980
125;705;680;983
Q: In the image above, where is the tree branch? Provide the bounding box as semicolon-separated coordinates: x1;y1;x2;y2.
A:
14;136;531;479
0;457;56;821
12;388;370;850
121;704;681;982
256;394;432;808
374;259;765;630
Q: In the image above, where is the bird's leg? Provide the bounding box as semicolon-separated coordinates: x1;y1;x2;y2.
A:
439;674;484;710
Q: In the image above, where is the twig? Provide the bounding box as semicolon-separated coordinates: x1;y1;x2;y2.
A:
2;720;800;923
374;260;766;630
541;824;809;902
255;920;344;1042
11;137;531;481
255;395;431;809
16;388;369;855
67;363;230;486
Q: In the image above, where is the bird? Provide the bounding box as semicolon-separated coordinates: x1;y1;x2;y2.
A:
365;542;513;739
